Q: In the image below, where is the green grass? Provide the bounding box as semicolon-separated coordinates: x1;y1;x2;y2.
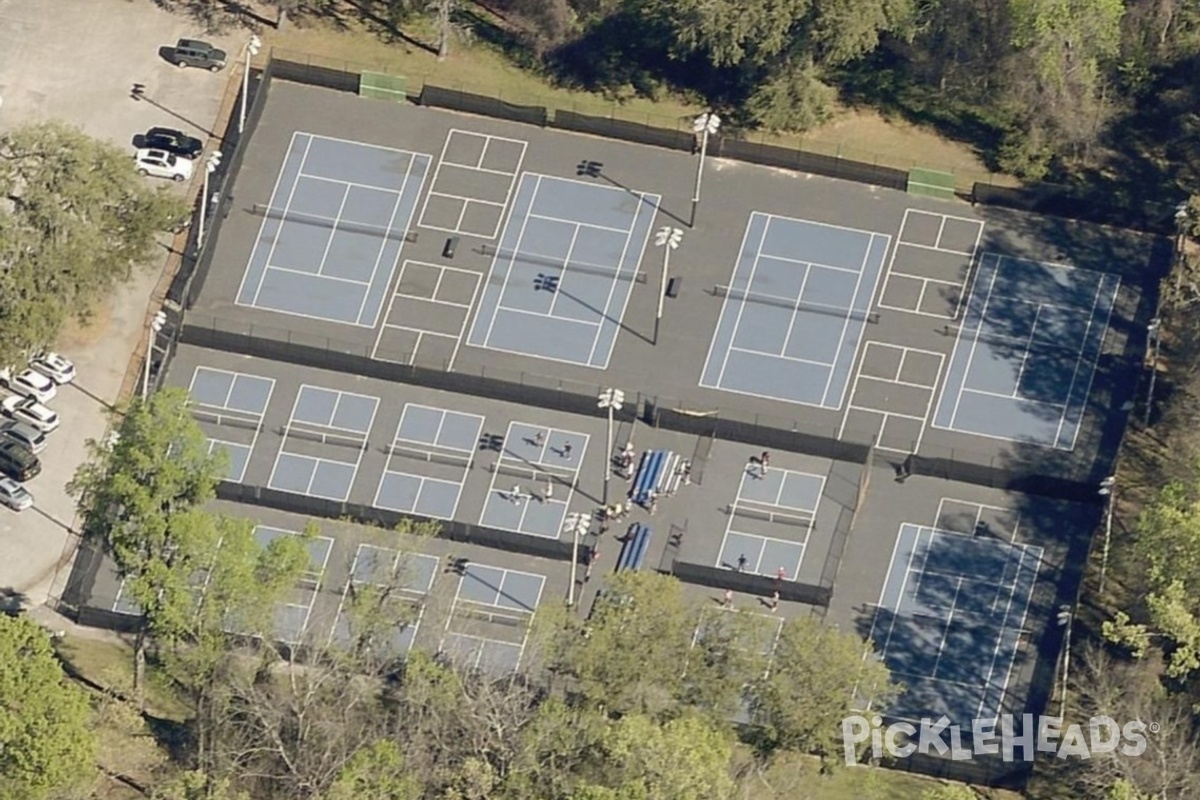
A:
268;4;1012;187
57;634;192;722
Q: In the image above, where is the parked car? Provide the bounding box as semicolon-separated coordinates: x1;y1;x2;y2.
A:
0;420;47;455
29;352;75;385
0;441;40;482
169;39;226;71
0;368;56;403
135;148;193;182
1;395;59;434
0;477;33;511
143;127;203;159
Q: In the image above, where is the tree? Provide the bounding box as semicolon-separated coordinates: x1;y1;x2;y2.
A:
554;571;699;717
582;714;736;800
0;615;95;800
69;387;228;697
0;121;186;367
746;615;899;760
322;740;421;800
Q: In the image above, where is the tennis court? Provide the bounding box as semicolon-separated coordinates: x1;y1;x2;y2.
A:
932;253;1120;449
187;366;275;483
268;384;379;502
700;212;890;408
718;466;824;579
331;544;440;656
465;173;661;368
253;525;336;644
868;523;1041;725
479;421;589;538
235;132;430;327
441;562;545;674
374;403;485;519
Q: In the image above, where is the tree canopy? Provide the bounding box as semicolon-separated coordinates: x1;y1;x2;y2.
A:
0;121;186;367
0;615;95;800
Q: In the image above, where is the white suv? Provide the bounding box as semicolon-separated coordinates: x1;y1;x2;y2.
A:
0;368;56;403
135;148;193;182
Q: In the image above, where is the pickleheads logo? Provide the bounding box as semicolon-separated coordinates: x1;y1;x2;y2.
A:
842;714;1151;765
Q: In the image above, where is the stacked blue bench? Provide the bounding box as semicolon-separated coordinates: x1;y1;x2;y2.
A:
615;523;653;572
630;450;681;506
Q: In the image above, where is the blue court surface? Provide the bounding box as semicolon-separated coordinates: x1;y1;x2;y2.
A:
932;254;1120;449
251;526;335;644
269;384;379;502
466;173;660;368
187;366;275;483
374;403;485;520
869;523;1041;725
718;466;824;579
701;213;890;408
332;544;439;656
236;132;430;327
480;421;589;538
441;563;545;674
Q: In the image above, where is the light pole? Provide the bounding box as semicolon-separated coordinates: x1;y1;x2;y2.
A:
597;388;625;506
197;150;222;251
1144;318;1161;427
1057;604;1073;720
690;112;721;227
1098;476;1116;594
143;311;167;398
563;513;590;608
239;34;263;134
653;227;683;345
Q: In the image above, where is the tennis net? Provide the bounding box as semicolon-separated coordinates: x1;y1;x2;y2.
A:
192;409;261;432
283;425;368;450
480;244;648;284
250;204;414;242
385;443;472;469
713;284;880;323
491;460;575;489
729;504;814;528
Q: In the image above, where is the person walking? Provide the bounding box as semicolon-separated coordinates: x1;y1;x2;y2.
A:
563;441;574;459
545;477;554;500
723;589;734;608
736;553;747;572
509;484;523;504
769;591;780;613
760;451;771;474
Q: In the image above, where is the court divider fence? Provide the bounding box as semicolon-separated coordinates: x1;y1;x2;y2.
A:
214;482;590;564
179;314;1107;503
669;560;832;607
970;181;1177;236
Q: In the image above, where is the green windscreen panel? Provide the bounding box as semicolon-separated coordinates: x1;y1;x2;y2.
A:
359;71;407;103
907;167;956;200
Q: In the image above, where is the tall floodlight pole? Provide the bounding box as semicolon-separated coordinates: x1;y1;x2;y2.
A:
143;311;167;398
598;388;625;507
1098;476;1116;594
239;34;263;134
690;112;721;227
1057;604;1073;720
564;513;590;608
197;150;223;251
653;227;683;345
1144;319;1161;427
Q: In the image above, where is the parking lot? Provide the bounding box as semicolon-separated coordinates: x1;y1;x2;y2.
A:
0;0;240;608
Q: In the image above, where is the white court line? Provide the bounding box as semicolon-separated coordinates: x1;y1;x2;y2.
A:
294;384;379;434
353;154;420;327
265;263;370;287
778;263;813;359
1012;304;1044;396
728;345;832;369
948;255;1001;430
236;131;301;306
448;270;483;371
716;215;771;386
735;467;825;515
820;235;875;408
976;546;1028;719
484;175;543;346
427;189;506;210
952;222;988;320
761;210;888;238
494;303;602;327
929;576;964;679
873;525;926;661
984;544;1042;719
960;386;1065;407
251;134;316;308
295;171;406;196
598;193;658;372
589;194;649;367
839;343;944;449
528;211;631;236
545;223;583;318
751;250;865;275
1056;275;1119;450
468;337;607;370
700;215;759;389
208;439;250;482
